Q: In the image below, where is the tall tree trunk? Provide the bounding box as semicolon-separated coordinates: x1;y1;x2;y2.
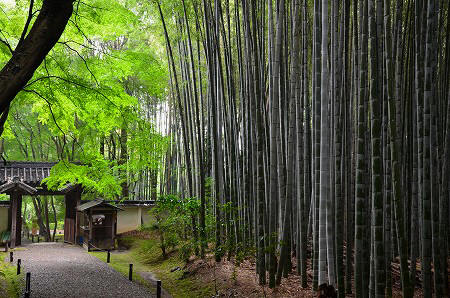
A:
120;125;129;198
312;0;321;289
355;0;368;296
421;0;438;296
368;0;385;296
277;0;301;285
51;196;57;241
43;197;51;242
182;0;206;258
385;0;411;295
318;0;331;287
300;0;311;289
157;2;198;252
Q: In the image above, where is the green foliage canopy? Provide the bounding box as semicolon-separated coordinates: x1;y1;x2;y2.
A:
0;0;170;198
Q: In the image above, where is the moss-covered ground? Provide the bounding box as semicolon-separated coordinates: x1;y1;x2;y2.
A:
0;251;24;298
89;236;215;298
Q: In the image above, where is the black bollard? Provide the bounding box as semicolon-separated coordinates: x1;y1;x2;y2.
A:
17;259;21;275
37;236;40;243
9;251;13;262
31;235;34;243
24;272;31;298
107;250;111;263
156;280;162;298
129;264;133;281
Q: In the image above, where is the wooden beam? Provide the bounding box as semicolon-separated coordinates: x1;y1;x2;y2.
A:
88;208;92;252
10;194;16;248
75;208;79;245
16;194;22;246
112;211;116;249
64;188;81;244
9;192;22;248
7;202;11;231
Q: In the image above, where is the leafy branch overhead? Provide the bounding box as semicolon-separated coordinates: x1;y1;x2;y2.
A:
0;0;169;198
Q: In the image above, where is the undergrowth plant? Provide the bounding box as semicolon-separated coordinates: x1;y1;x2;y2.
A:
150;194;200;259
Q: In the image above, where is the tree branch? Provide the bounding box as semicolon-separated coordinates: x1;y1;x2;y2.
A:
17;0;35;48
68;19;94;47
0;103;10;137
23;75;119;108
21;88;66;136
58;41;99;85
0;37;13;54
58;40;96;51
0;0;74;122
0;29;13;54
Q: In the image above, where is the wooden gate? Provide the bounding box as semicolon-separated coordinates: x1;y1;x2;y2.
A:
64;218;75;243
64;190;80;244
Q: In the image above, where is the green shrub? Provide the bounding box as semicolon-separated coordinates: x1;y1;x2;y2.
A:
165;232;179;251
150;194;199;258
0;253;23;297
179;241;192;263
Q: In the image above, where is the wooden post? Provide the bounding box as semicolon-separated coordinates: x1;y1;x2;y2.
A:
9;195;16;249
64;192;74;244
88;208;93;251
129;264;133;281
157;280;162;298
24;272;31;298
112;212;116;249
64;188;81;244
75;209;79;245
9;192;22;248
14;193;22;247
7;201;11;231
17;259;21;275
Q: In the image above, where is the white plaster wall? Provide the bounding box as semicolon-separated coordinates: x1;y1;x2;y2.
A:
0;207;8;233
117;207;140;234
116;206;154;234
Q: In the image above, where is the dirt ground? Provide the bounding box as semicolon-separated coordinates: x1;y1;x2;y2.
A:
182;255;433;297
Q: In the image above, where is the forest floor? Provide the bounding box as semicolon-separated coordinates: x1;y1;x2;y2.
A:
0;250;23;298
180;254;426;297
106;231;435;297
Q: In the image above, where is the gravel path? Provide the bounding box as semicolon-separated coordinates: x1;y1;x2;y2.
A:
139;272;172;298
9;242;154;298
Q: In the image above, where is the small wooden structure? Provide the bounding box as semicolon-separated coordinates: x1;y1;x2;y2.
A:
0;161;82;248
76;199;123;251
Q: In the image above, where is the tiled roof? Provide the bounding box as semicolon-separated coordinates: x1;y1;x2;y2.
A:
81;200;155;206
0;177;37;194
0;161;57;187
77;199;124;212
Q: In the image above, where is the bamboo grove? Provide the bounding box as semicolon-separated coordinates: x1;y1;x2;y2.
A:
156;0;449;297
